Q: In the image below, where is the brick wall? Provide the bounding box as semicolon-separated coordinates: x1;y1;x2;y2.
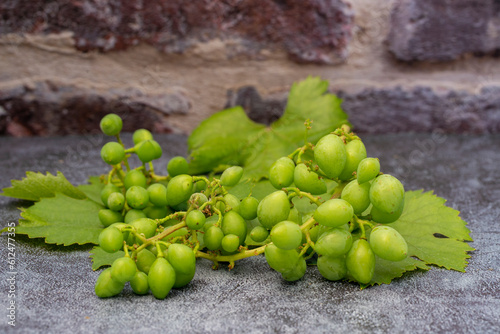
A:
1;0;499;136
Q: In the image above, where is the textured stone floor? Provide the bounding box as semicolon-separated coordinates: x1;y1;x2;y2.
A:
0;133;498;333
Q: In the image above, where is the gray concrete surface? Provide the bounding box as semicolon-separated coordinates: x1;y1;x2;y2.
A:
0;133;499;333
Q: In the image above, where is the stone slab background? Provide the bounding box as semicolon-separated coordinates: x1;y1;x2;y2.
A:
1;0;500;136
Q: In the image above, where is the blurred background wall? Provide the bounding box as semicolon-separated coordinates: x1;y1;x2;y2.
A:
1;0;499;136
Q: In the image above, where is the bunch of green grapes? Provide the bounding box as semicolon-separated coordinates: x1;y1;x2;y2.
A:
94;114;410;299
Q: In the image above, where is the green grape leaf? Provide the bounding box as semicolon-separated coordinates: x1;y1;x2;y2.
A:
1;171;86;201
188;76;348;181
3;193;104;246
78;176;105;205
90;246;124;271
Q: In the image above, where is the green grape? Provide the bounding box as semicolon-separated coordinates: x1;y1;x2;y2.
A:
126;186;149;209
100;113;123;136
166;174;193;207
313;134;347;179
346;239;375;284
148;257;176;299
194;179;207;193
317;255;347;281
369;226;408;261
107;192;125;212
221;211;247;245
95;268;125;298
110;256;137;283
167;243;196;275
215;200;226;213
264;244;300;273
100;142;125;165
293;163;327;195
357;157;380;184
144;205;172;220
186;210;206;230
239;196;259;220
314;199;353;228
108;222;130;244
257;191;290;229
314;228;353;257
130;271;149;295
129;218;157;243
173;271;196;289
369;174;405;214
135;140;157;163
98;209;124;227
147;183;168;207
250;226;269;242
135;248;157;274
223;193;240;213
202;215;219;232
338;139;367;181
123;169;147;189
287;206;302;224
370;200;404;224
204;225;224;250
171;200;189;212
132;128;153;145
189;192;208;208
167;156;189;177
100;183;120;206
269;157;295;189
281;256;306;282
221;234;240;252
98;226;124;253
270;221;303;250
220;166;243;187
150;140;162;160
341;180;371;214
124;209;147;224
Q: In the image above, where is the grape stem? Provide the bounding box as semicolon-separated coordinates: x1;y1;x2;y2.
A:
195;245;266;266
284;187;323;206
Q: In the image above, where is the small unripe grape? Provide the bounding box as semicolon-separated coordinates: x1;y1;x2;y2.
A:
110;257;137;283
314;199;353;228
287;206;302;224
147;183;168;207
250;226;269;242
130;271;149;295
167;156;189;177
100;113;123;136
346;239;375;284
264;244;300;273
223;193;240;213
257;191;290;229
124;209;147;224
221;211;247;245
293;164;327;195
98;226;124;253
167;243;196;275
221;234;240;252
315;228;353;257
338;139;367;181
270;221;303;250
132;129;153;145
150;140;162;160
107;192;125;212
148;257;176;299
204;225;224;251
369;174;405;214
135;140;157;163
314;134;347;179
98;209;124;227
369;226;408;261
317;255;347;281
370;200;404;224
129;218;157;243
220;166;243;187
126;186;149;209
281;256;306;282
144;205;172;220
100;183;120;206
269;157;295;189
341;180;371;214
95;268;125;298
101;142;125;165
189;192;208;208
123;170;147;189
239;196;259;220
136;248;156;274
357;157;380;184
186;210;206;230
166;174;193;207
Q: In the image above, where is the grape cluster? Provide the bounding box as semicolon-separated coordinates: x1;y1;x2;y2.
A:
94;114;409;299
